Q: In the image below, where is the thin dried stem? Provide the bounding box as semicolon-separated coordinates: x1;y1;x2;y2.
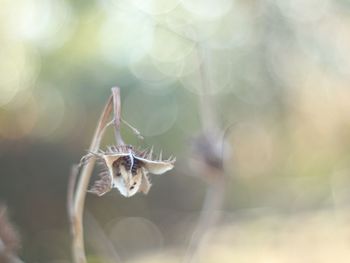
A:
121;118;144;140
196;43;217;134
112;87;124;145
67;165;79;232
70;89;117;263
184;177;225;263
184;43;227;263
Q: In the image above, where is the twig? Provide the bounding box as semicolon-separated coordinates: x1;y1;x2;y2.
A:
112;88;124;145
196;43;217;134
67;165;79;234
70;88;117;263
184;177;225;263
121;118;144;140
0;205;24;263
184;43;227;263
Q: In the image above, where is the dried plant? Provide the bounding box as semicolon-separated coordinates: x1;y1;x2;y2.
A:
0;205;23;263
185;131;227;263
183;45;231;263
68;87;175;263
84;145;175;197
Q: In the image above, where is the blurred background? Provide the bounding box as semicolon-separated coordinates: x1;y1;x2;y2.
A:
1;0;350;262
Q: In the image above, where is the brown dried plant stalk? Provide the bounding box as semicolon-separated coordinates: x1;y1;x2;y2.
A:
68;87;175;263
69;90;114;263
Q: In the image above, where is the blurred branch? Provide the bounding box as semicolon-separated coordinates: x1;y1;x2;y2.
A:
0;205;24;263
184;132;227;263
184;42;228;263
196;44;217;133
184;176;225;263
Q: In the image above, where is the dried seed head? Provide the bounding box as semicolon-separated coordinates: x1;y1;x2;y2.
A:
88;145;175;197
189;131;230;182
191;133;223;170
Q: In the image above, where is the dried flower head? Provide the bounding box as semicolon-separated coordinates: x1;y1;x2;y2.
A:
84;145;175;197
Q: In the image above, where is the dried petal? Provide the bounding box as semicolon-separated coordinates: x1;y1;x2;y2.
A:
88;171;112;196
139;172;151;194
88;145;175;197
134;156;175;175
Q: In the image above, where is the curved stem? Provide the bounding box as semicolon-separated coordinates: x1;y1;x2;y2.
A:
196;43;216;134
184;42;226;263
112;87;124;145
70;91;115;263
184;176;225;263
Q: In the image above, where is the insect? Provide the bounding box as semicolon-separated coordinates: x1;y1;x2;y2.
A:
83;145;175;197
